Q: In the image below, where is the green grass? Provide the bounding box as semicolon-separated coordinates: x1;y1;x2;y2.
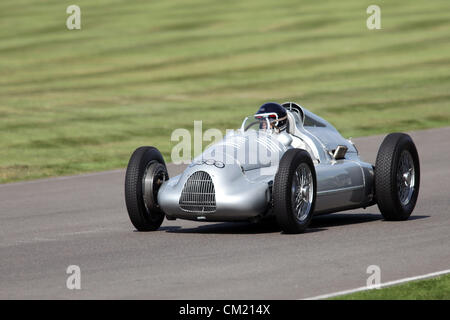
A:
332;274;450;300
1;0;450;183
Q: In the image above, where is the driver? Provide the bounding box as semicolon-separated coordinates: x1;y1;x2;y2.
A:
255;102;288;132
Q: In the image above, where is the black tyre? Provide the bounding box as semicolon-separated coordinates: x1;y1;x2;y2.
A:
273;149;317;234
125;146;169;231
375;133;420;221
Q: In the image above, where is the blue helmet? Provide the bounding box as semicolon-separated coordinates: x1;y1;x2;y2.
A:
255;102;288;131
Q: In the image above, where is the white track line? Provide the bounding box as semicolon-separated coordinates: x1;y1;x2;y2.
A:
303;269;450;300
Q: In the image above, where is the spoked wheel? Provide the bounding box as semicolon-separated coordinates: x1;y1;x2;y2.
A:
291;163;314;223
125;146;169;231
375;133;420;221
273;149;317;234
397;150;416;207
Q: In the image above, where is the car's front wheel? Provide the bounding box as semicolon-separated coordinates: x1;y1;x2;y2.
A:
273;149;317;234
375;133;420;221
125;146;168;231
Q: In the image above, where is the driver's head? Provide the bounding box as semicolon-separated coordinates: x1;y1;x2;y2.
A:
255;102;288;132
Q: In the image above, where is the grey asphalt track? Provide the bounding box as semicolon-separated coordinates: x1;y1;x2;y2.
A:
0;127;449;299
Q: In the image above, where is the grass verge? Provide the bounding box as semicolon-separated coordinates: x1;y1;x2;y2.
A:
1;0;449;182
332;273;450;300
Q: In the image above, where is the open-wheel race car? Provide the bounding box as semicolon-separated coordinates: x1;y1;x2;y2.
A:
124;102;420;233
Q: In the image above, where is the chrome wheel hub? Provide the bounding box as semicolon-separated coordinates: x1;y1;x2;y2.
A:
142;162;166;212
291;163;314;222
397;150;415;206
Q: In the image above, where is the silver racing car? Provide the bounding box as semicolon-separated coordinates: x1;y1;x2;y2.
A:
125;102;420;233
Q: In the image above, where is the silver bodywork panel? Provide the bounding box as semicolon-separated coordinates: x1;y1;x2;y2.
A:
158;103;375;221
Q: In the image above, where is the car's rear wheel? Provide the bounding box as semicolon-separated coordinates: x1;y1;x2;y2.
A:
273;149;317;233
375;133;420;221
125;146;168;231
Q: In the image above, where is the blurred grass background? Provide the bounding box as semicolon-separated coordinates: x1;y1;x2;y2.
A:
0;0;449;183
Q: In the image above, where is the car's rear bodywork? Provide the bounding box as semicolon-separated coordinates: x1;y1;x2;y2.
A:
158;103;375;222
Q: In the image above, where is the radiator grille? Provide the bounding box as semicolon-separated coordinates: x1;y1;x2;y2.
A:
179;171;216;213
